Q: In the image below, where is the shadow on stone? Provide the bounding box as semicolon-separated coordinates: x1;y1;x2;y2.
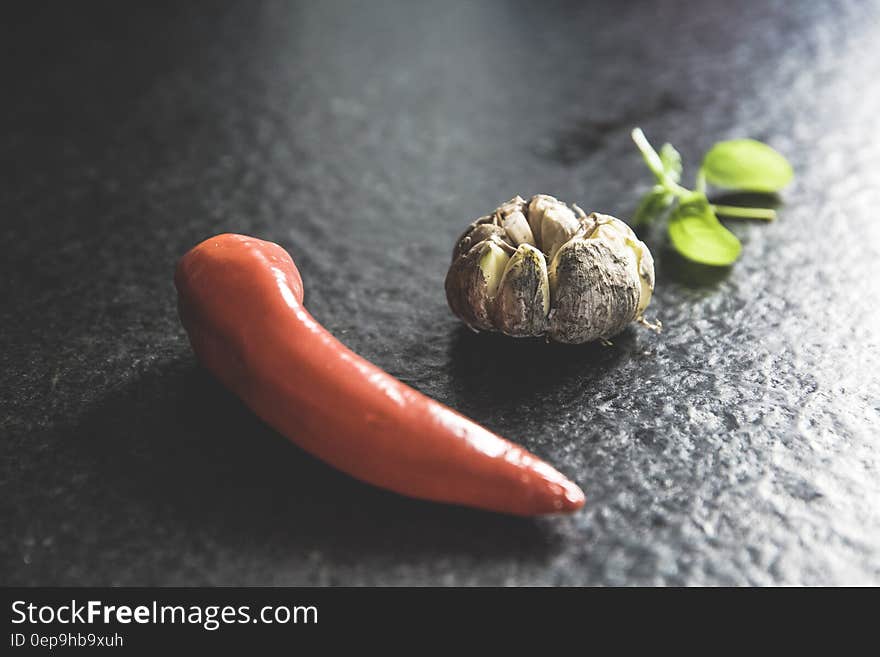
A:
540;92;684;166
62;356;563;582
446;324;631;424
656;245;733;289
711;191;782;214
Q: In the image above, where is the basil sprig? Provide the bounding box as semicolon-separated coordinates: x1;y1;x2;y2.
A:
631;128;792;266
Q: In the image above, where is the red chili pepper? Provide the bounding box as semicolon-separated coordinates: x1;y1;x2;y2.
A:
175;234;585;516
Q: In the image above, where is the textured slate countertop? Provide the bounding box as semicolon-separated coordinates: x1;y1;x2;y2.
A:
2;1;879;586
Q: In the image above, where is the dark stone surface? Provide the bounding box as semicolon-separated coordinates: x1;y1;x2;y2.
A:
2;0;879;585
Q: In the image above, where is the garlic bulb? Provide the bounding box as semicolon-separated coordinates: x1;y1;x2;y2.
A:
445;195;656;344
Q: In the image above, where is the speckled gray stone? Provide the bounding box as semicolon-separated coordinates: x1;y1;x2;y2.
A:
2;0;879;586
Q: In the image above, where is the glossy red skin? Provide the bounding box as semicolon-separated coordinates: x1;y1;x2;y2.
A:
175;233;585;516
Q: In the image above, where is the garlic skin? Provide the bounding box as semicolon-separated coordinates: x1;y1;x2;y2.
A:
445;196;656;343
445;238;510;331
493;244;550;336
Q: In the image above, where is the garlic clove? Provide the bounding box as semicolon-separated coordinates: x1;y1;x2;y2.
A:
493;244;550;337
445;239;511;331
452;215;492;261
548;238;640;343
501;210;536;246
586;213;654;316
478;240;511;299
496;195;527;219
634;243;655;315
526;194;557;242
471;224;513;251
452;217;510;261
541;203;581;263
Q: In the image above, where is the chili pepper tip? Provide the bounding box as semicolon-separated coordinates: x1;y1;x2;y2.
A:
557;479;586;513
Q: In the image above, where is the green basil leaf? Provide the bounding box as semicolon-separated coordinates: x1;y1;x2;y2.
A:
632;186;673;226
701;139;793;192
668;201;741;266
659;143;682;184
